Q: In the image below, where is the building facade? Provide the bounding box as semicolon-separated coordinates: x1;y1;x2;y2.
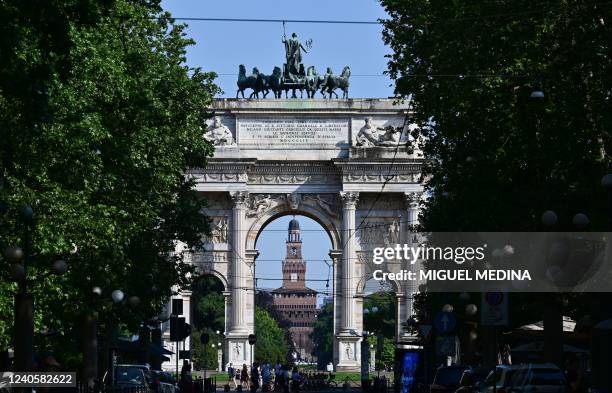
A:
272;218;317;361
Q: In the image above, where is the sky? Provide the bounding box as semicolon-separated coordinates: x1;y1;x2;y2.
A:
161;0;395;98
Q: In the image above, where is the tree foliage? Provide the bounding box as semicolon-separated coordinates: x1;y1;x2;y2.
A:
381;0;611;232
0;0;219;350
310;303;333;368
255;307;290;364
191;275;226;370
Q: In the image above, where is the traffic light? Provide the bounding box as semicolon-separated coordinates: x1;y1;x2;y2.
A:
169;316;184;341
181;322;192;341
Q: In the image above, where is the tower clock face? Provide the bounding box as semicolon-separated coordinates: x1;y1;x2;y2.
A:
291;247;297;256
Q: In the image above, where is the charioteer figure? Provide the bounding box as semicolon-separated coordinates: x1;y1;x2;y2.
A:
282;32;308;80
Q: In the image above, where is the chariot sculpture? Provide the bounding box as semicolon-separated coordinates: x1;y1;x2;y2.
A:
236;31;351;99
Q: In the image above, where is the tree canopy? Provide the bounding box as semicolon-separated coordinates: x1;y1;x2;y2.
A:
381;0;611;232
0;0;219;351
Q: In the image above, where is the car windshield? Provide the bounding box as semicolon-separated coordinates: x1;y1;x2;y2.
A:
116;367;144;384
435;368;467;385
514;369;566;386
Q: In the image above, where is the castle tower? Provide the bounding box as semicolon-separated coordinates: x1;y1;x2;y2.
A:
271;217;318;361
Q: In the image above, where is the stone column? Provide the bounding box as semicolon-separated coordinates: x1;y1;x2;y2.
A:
402;192;421;339
229;191;249;333
227;191;250;368
336;192;360;371
340;191;359;332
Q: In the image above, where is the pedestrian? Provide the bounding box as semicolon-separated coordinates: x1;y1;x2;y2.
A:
241;364;250;389
497;344;512;365
235;367;242;390
282;366;290;393
290;367;300;393
326;361;333;374
228;363;236;389
181;361;194;393
261;362;271;391
251;362;260;393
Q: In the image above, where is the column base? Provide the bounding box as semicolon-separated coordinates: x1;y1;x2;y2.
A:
226;332;253;368
335;334;361;372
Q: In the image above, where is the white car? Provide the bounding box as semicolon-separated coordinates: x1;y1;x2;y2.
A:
508;363;567;393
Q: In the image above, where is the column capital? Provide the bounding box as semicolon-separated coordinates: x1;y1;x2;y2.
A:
404;192;422;209
328;250;343;261
230;191;249;208
339;191;359;208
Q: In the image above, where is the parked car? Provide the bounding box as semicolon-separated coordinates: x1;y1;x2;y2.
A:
479;365;523;393
430;366;471;393
455;368;493;393
508;363;567;393
103;364;152;392
150;370;178;393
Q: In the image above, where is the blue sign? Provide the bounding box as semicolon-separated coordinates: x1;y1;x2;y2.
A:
434;311;456;334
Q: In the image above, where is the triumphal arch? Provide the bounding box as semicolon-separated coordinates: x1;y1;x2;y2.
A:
163;98;426;371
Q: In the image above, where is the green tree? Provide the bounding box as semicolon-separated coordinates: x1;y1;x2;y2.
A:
380;0;611;366
255;307;290;364
0;0;219;356
381;0;610;232
310;303;333;368
363;291;397;338
191;275;226;370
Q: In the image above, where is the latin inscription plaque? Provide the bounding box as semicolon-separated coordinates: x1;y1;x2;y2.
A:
238;117;349;148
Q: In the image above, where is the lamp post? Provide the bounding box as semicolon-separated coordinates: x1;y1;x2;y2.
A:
2;205;68;372
216;330;224;372
361;331;371;389
107;289;125;386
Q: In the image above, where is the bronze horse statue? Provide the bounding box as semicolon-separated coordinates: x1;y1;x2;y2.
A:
305;66;325;99
320;66;351;99
236;65;259;98
255;66;283;99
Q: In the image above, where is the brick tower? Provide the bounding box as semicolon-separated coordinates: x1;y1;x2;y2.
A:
272;217;317;361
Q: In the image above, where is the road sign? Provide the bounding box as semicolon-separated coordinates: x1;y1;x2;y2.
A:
481;291;508;326
434;311;456;334
179;350;191;359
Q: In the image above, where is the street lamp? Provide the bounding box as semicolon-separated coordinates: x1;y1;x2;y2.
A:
108;288;129;387
2;204;68;372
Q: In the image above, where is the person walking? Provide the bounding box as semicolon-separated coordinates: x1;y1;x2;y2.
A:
250;362;260;393
235;367;242;390
290;367;300;393
261;363;271;392
241;364;250;389
228;363;236;389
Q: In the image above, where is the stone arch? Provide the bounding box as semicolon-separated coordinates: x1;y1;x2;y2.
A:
246;202;341;251
355;273;403;297
196;269;229;292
